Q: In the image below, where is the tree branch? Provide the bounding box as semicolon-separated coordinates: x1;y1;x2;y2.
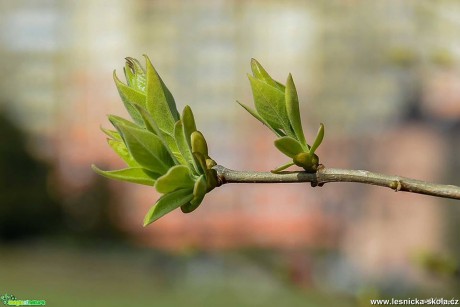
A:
213;165;460;200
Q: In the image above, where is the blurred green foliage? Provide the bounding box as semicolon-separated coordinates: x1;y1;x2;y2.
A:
0;110;62;242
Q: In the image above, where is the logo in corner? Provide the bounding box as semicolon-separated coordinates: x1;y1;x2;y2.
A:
0;293;46;306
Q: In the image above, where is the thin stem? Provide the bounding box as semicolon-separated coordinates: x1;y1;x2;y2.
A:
213;165;460;200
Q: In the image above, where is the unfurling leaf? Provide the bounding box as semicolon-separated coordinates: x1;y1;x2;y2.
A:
113;71;146;125
239;58;325;172
143;188;194;226
124;57;146;92
191;131;208;157
155;165;195;194
101;127;122;141
248;75;291;133
309;123;324;155
95;55;218;225
107;139;139;167
92;165;158;186
274;137;304;158
250;58;285;92
145;55;179;135
174;120;198;172
114;123;174;174
181;175;207;213
285;74;307;149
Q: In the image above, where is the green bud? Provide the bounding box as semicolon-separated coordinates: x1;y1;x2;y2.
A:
293;152;319;173
191;131;208;156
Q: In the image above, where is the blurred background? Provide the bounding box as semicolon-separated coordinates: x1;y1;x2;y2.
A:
0;0;459;306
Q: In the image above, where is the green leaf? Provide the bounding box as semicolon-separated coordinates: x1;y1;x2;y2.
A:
248;75;293;135
236;101;285;137
285;74;307;149
107;139;139;167
274;136;304;158
132;103;182;165
115;123;174;174
250;58;285;92
113;71;146;125
182;105;197;148
124;57;146;92
192;152;207;177
191;131;208;157
271;161;295;173
174;120;197;172
143;188;194;226
108;115;141;131
144;55;179;135
91;165;158;186
181;175;207;213
205;167;218;191
101;127;122;141
155;165;195;194
309;123;325;155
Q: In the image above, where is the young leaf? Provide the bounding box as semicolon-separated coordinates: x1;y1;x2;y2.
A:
192;152;208;177
143;188;194;226
132;103;182;165
309;123;325;155
155;165;195;194
182;105;197;149
115;123;174;174
191;131;208;157
144;55;179;135
271;161;295;173
236;101;285;137
285;74;307;149
124;57;146;92
107;139;139;167
113;70;147;125
101;127;122;141
250;59;285;92
108;115;141;131
174;120;198;172
91;165;157;186
274;136;304;158
248;75;293;136
181;175;207;213
205;168;218;190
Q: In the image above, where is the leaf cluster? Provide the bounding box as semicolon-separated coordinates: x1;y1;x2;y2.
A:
92;56;217;226
238;59;324;173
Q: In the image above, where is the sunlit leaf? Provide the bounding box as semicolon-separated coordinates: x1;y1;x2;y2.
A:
144;55;179;135
250;58;285;92
155;165;195;194
181;175;207;213
237;101;285;137
191;131;208;157
309;123;325;155
143;188;194;226
113;71;146;125
101;127;122;141
124;57;146;92
192;151;207;177
108;115;141;131
174;120;197;172
107;139;139;167
285;74;307;149
248;75;293;135
132;104;182;165
271;161;295;173
91;165;158;186
182;105;197;149
114;123;174;174
274;136;304;158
